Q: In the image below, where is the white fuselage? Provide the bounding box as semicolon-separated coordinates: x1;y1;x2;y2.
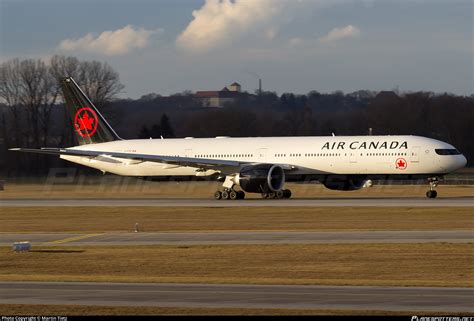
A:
61;135;467;178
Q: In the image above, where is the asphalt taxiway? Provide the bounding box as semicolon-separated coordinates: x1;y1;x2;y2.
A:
1;230;472;246
1;197;473;207
1;282;472;312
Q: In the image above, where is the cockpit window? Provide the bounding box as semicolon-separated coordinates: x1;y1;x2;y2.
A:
435;149;461;155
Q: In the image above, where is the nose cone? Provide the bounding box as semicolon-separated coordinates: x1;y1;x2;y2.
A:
439;154;467;173
460;154;468;168
450;154;468;172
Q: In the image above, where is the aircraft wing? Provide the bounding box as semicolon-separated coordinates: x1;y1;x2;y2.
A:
9;147;296;171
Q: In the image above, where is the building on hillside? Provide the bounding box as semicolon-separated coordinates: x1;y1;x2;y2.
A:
374;91;400;104
227;82;241;92
195;82;242;108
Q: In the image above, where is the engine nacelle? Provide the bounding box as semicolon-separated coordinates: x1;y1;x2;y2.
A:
238;164;285;193
323;177;367;191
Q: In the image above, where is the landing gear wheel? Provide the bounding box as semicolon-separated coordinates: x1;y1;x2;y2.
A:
221;190;229;200
261;193;269;199
276;190;285;199
267;192;276;199
283;189;292;199
426;190;437;199
229;190;238;200
237;191;245;199
214;191;222;200
426;177;439;199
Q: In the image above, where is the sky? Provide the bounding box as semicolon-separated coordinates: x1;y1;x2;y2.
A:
1;0;472;98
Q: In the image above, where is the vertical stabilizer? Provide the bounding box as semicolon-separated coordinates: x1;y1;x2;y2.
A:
61;77;121;145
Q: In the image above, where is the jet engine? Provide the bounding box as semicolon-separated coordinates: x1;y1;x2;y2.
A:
322;176;368;191
238;164;285;193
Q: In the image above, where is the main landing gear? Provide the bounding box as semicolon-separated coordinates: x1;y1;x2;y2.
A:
426;177;439;199
214;176;245;200
261;189;292;199
214;188;293;200
213;175;292;200
214;188;245;200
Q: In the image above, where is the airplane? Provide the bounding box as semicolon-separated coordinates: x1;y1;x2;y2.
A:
10;77;467;200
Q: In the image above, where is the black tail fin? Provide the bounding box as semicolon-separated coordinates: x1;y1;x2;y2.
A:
61;77;121;145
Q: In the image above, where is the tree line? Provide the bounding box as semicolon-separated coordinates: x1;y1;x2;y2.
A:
0;56;124;175
0;56;472;176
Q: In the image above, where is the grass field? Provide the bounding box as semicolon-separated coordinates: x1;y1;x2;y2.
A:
0;206;473;232
1;243;472;287
1;304;464;316
1;180;473;199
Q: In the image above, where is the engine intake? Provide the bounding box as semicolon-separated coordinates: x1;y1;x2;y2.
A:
238;164;285;193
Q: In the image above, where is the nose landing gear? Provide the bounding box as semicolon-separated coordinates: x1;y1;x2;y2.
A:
426;178;439;199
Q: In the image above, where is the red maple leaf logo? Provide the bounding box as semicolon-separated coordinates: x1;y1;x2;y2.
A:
74;107;98;137
395;158;407;170
77;112;94;131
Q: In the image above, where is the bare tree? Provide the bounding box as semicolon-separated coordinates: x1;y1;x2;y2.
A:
79;60;124;108
17;59;59;147
0;58;59;173
50;55;80;77
0;59;22;106
49;55;80;95
50;55;124;108
1;58;58;147
0;59;23;146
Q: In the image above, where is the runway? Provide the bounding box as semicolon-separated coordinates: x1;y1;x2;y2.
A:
1;281;472;312
1;197;473;207
1;230;472;246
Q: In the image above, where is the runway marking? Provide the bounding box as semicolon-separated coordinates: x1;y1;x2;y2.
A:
45;233;103;245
